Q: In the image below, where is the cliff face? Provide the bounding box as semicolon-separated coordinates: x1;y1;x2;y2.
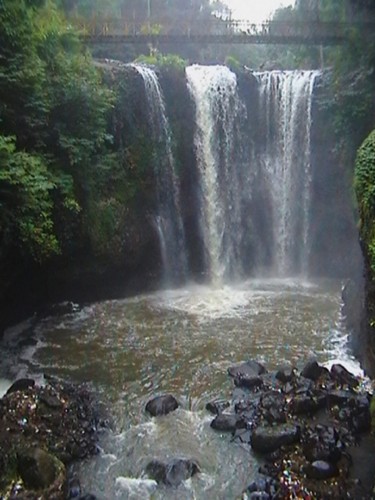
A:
0;62;366;339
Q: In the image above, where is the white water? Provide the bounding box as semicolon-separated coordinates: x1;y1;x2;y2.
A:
133;64;187;284
186;65;246;285
255;70;320;275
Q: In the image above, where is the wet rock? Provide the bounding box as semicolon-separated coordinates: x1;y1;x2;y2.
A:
250;424;300;453
210;413;240;432
17;447;66;490
327;389;353;407
145;458;199;486
331;364;359;388
275;366;295;384
234;375;263;390
79;495;97;500
6;378;35;395
300;360;327;381
68;477;82;498
260;391;287;424
145;394;179;417
233;427;251;444
289;394;319;415
232;387;249;404
302;425;342;463
205;399;230;415
228;360;267;379
305;460;338;480
244;474;279;499
39;388;63;409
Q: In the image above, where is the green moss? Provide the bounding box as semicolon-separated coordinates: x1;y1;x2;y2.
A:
355;129;375;274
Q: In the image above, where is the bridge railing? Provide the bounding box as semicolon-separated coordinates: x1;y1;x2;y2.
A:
71;18;373;42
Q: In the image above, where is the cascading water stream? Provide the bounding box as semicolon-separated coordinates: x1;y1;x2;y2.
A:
186;65;246;285
132;64;187;284
255;70;320;276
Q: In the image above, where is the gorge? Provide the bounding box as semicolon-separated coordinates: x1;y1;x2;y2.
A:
0;62;368;498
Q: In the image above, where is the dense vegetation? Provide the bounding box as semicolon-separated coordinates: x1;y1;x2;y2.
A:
0;0;114;269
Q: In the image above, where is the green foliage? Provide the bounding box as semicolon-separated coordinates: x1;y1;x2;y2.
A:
0;135;78;261
135;52;187;73
0;0;114;264
355;130;375;272
224;55;241;71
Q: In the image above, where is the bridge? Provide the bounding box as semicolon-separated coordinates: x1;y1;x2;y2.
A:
73;19;375;45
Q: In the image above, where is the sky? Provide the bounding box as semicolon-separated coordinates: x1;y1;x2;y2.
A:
222;0;294;23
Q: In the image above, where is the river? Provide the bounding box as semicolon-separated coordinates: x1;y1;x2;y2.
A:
0;277;362;499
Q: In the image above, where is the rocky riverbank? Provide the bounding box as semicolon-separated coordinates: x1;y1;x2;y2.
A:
145;359;375;499
1;358;374;499
0;378;106;499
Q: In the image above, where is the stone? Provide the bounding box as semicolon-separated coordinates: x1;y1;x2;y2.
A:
289;395;319;415
205;399;230;415
6;378;35;395
300;360;326;381
39;389;62;409
145;395;179;416
145;458;199;486
305;460;338;480
327;389;352;407
302;425;341;463
79;496;97;500
331;364;359;388
250;424;300;453
234;375;263;390
210;413;240;432
17;447;65;490
68;477;81;498
228;360;267;379
275;366;295;383
245;475;278;498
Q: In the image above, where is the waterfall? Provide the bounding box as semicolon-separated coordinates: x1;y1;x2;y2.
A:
255;70;319;276
132;64;187;284
186;66;319;281
186;65;247;285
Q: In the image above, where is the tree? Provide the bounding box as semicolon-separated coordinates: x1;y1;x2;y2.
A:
0;0;114;263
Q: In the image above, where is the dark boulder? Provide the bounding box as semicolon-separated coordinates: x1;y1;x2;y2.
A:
210;413;241;432
79;496;97;500
145;395;179;417
327;390;353;407
17;447;66;491
289;395;319;415
275;366;295;384
300;360;327;381
145;458;199;486
302;425;342;463
234;375;263;390
228;360;267;379
330;364;359;388
205;399;230;415
260;391;287;424
250;424;300;453
245;475;279;497
6;378;35;395
305;460;338;480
